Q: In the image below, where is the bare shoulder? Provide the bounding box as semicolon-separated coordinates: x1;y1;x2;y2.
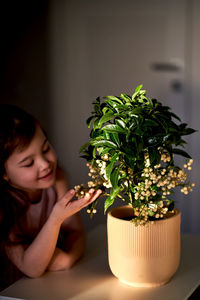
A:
55;166;69;200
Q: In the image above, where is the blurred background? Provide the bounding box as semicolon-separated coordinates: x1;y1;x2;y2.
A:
0;0;199;233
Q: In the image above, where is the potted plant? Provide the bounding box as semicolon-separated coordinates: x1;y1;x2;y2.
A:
75;85;196;287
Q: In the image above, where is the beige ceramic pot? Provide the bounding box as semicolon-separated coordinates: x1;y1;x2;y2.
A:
107;205;181;287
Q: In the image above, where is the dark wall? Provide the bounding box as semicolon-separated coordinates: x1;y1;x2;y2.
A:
0;1;51;131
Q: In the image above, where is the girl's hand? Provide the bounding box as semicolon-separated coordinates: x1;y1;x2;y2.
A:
50;188;102;226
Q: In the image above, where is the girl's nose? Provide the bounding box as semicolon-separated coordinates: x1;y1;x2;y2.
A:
38;156;49;170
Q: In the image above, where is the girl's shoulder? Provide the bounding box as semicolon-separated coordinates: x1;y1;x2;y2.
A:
6;186;57;245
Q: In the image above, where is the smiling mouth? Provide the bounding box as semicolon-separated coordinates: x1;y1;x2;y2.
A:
39;169;53;180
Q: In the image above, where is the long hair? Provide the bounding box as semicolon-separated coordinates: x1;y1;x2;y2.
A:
0;104;38;239
0;104;38;289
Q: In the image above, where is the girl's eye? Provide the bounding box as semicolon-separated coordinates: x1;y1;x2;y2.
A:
24;161;34;168
43;145;50;154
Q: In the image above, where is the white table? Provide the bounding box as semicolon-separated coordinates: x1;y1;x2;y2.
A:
1;225;200;300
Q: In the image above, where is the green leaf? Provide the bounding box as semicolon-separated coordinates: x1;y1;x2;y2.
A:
135;84;143;92
114;104;130;111
153;115;169;132
110;165;120;189
104;196;114;213
106;153;119;180
129;121;137;131
144;119;159;127
105;96;123;104
182;128;197;135
147;136;164;147
110;133;121;147
132;84;144;100
91;129;103;139
98;112;115;128
131;107;144;115
102;106;109;114
79;142;91;153
128;112;140;118
104;186;121;213
120;94;132;103
134;127;144;135
93;119;100;130
86;116;96;128
170;112;181;121
102;124;127;134
136;139;144;155
172;148;191;158
124;155;136;169
115;119;126;128
93;97;101;114
91;140;118;148
148;147;158;165
103;130;110;140
136;159;144;169
100;147;111;156
80;154;92;160
94;96;100;104
92;147;96;158
105;99;121;110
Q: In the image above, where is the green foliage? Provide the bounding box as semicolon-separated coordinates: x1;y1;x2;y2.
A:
79;85;196;224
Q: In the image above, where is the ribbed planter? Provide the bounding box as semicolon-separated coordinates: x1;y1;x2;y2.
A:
107;205;181;287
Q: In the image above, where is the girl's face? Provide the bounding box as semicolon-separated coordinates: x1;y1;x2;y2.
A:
3;125;57;193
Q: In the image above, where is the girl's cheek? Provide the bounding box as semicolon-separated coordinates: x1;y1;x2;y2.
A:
21;170;35;180
50;149;57;164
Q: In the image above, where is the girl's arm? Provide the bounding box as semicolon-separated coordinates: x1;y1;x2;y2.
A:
5;188;101;278
47;214;86;271
47;166;87;271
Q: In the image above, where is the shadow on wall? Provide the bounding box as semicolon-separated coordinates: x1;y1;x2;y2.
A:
0;0;51;132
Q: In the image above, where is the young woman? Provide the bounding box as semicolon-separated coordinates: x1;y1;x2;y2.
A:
0;104;101;290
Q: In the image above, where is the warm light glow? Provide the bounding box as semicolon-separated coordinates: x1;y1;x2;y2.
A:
119;278;169;288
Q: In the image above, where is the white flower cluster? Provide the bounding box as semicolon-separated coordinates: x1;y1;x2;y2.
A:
74;155;112;214
130;152;194;225
87;162;103;188
180;159;195;194
132;200;171;226
75;148;195;223
74;184;88;198
95;159;112;188
74;182;99;215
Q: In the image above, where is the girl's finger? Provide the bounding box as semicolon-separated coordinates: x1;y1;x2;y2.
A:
83;189;102;206
63;189;102;216
69;189;101;211
90;189;102;202
59;189;75;204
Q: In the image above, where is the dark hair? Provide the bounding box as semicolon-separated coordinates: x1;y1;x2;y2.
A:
0;105;43;289
0;105;38;242
0;104;37;179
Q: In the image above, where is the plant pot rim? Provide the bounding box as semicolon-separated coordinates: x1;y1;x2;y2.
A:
107;205;180;224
